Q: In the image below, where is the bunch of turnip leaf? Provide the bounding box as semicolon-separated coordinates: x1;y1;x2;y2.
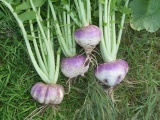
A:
93;0;129;102
64;0;129;87
48;0;89;81
64;0;102;55
0;0;130;114
0;0;64;105
95;0;129;86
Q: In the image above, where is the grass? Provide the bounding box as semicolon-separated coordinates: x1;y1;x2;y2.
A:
0;10;160;120
114;27;160;119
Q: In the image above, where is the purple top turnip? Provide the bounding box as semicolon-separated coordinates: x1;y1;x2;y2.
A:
95;59;129;86
1;0;65;105
49;4;90;79
31;82;64;104
95;0;130;87
61;55;89;78
74;25;102;55
64;0;102;55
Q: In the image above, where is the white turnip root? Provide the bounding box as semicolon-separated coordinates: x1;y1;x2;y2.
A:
31;82;64;105
61;55;89;78
74;25;102;55
95;59;129;86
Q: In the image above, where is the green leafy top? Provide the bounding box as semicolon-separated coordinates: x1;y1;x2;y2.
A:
130;0;160;32
15;0;46;11
0;0;60;84
99;0;130;62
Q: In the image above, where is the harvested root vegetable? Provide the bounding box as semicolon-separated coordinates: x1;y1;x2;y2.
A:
64;0;102;55
49;1;89;80
31;82;64;105
74;25;102;55
61;55;89;78
95;59;129;86
1;0;64;104
95;0;130;88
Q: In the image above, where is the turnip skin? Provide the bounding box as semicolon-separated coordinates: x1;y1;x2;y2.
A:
61;55;89;78
95;59;129;86
31;82;64;105
74;25;102;55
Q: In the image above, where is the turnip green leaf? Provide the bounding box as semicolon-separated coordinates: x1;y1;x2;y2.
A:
50;0;59;2
16;0;46;11
61;0;68;4
119;6;131;14
93;10;99;17
16;2;31;11
27;35;34;41
18;11;36;22
6;0;13;3
33;0;46;8
130;0;160;32
99;0;105;4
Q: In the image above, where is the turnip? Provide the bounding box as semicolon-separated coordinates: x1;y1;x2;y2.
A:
1;0;64;104
95;59;129;86
31;82;64;104
48;0;89;80
61;55;89;78
95;0;130;101
74;25;102;55
64;0;102;55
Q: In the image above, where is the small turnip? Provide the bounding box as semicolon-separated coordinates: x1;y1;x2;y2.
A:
96;0;130;88
74;25;102;55
95;59;129;86
61;55;89;78
31;82;64;105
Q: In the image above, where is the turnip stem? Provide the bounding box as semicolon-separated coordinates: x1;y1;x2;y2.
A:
38;31;48;69
1;0;50;83
67;12;74;54
107;0;111;53
74;0;82;24
104;0;110;54
111;13;116;60
47;5;52;45
62;12;68;46
29;20;48;76
99;0;129;62
64;0;91;27
86;0;91;24
53;48;61;84
29;0;55;82
63;4;82;27
99;2;112;62
60;11;76;55
49;2;67;56
47;5;50;42
77;0;88;26
72;26;76;54
47;4;56;81
48;0;74;57
99;3;106;60
37;8;48;69
116;0;130;55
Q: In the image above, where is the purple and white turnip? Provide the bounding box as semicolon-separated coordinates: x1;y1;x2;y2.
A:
95;59;129;86
1;0;65;105
65;0;102;55
74;25;102;55
31;82;64;104
61;55;89;78
96;0;130;87
49;1;89;80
